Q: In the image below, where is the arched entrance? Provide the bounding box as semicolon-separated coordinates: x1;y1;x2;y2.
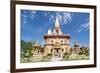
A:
53;48;61;58
51;48;63;61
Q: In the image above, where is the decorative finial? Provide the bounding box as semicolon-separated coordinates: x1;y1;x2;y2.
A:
48;28;52;35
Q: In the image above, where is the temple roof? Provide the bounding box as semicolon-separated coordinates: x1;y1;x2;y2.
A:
33;42;40;47
44;34;70;39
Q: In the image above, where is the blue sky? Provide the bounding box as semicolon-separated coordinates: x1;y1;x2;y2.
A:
21;10;90;47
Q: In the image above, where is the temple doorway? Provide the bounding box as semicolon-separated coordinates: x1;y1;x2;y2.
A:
51;48;62;61
53;48;61;57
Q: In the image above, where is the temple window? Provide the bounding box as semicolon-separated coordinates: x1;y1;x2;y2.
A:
51;40;53;44
51;49;53;52
62;49;64;52
56;29;59;33
56;49;59;53
65;40;68;44
61;40;63;43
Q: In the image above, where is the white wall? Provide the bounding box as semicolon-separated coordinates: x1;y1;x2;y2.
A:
0;0;100;73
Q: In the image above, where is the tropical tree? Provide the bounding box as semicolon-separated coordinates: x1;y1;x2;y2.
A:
21;40;33;62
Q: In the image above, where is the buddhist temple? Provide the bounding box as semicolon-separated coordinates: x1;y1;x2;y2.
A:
43;17;70;58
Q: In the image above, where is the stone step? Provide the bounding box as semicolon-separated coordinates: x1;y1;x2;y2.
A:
51;57;62;61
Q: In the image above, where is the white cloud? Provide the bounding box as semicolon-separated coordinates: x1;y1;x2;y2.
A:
77;22;89;33
43;12;72;26
22;14;27;18
23;10;27;14
44;12;50;17
56;12;72;25
23;20;27;24
21;14;27;24
49;14;55;21
77;29;82;33
31;11;36;14
37;28;43;33
29;11;36;19
21;11;36;24
63;13;72;23
44;13;55;26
